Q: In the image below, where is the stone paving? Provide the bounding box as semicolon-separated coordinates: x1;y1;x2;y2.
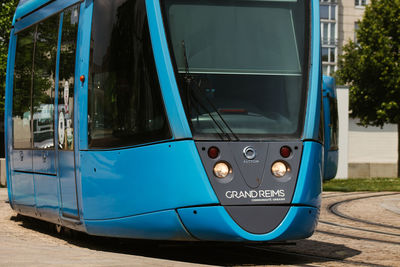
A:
0;188;399;266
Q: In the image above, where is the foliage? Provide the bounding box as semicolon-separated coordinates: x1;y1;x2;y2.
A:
0;0;18;113
323;178;400;192
337;0;400;127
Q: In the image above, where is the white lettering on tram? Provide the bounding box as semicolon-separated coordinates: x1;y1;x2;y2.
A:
225;189;285;200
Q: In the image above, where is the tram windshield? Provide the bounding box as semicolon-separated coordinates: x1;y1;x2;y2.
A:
162;0;310;140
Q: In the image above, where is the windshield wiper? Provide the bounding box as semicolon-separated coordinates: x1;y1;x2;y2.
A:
181;40;239;141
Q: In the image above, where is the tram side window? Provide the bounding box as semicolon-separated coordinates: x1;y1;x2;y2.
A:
329;98;338;150
88;0;171;148
58;6;79;150
13;27;35;149
32;15;59;149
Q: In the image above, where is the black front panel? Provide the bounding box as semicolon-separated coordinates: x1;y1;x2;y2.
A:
225;206;290;234
196;141;302;205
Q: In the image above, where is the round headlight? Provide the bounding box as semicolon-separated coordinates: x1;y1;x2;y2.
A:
271;161;289;177
213;162;232;178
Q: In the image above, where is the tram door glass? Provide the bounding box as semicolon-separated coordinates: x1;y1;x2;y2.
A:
33;16;58;149
58;7;78;151
13;28;35;149
329;98;338;150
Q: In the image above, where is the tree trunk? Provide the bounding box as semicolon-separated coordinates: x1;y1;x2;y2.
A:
398;123;400;177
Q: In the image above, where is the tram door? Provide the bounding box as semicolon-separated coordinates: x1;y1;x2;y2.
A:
57;7;80;220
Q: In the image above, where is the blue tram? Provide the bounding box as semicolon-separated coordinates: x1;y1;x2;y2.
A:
6;0;323;242
322;76;339;181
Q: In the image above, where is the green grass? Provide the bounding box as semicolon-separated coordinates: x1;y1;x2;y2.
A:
323;178;400;192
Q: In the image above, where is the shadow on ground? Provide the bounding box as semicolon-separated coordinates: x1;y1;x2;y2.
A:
11;215;361;266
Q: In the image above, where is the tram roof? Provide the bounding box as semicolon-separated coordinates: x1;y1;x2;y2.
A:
14;0;54;23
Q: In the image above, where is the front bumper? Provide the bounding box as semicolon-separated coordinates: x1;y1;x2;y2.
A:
177;205;319;242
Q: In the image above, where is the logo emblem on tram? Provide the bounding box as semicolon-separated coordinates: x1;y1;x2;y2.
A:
243;146;256;160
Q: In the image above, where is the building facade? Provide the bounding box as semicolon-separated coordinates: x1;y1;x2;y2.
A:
321;0;398;178
320;0;368;76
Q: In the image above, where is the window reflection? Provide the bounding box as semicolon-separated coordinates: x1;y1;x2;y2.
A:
32;15;59;149
88;0;171;148
58;6;79;150
13;27;35;149
162;0;310;140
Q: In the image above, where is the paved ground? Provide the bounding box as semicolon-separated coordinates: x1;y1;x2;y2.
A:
0;188;399;267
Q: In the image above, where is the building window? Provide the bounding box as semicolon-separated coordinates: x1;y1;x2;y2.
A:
355;0;367;7
354;22;360;44
320;0;337;76
322;47;336;64
321;22;336;45
320;4;336;20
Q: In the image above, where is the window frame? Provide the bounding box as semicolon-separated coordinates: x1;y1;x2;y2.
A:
320;0;338;76
355;0;368;8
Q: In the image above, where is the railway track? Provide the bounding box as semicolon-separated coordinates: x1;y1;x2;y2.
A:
327;192;400;230
319;192;400;246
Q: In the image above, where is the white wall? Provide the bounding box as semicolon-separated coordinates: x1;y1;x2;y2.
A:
334;87;398;178
348;120;397;163
336;87;349;178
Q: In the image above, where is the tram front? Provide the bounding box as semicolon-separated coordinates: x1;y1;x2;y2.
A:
161;0;322;241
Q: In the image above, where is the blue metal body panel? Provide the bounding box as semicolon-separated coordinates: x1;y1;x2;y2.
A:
85;210;194;240
5;29;17;207
323;76;337;98
58;151;79;217
76;0;92;151
11;150;33;172
11;172;35;207
146;0;192;140
15;0;53;21
292;141;323;207
14;0;81;30
177;206;318;241
34;173;59;221
80;141;218;220
33;150;56;174
303;0;322;140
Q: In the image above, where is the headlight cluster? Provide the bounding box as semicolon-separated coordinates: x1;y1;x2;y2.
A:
209;145;292;179
271;161;291;177
213;162;232;178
